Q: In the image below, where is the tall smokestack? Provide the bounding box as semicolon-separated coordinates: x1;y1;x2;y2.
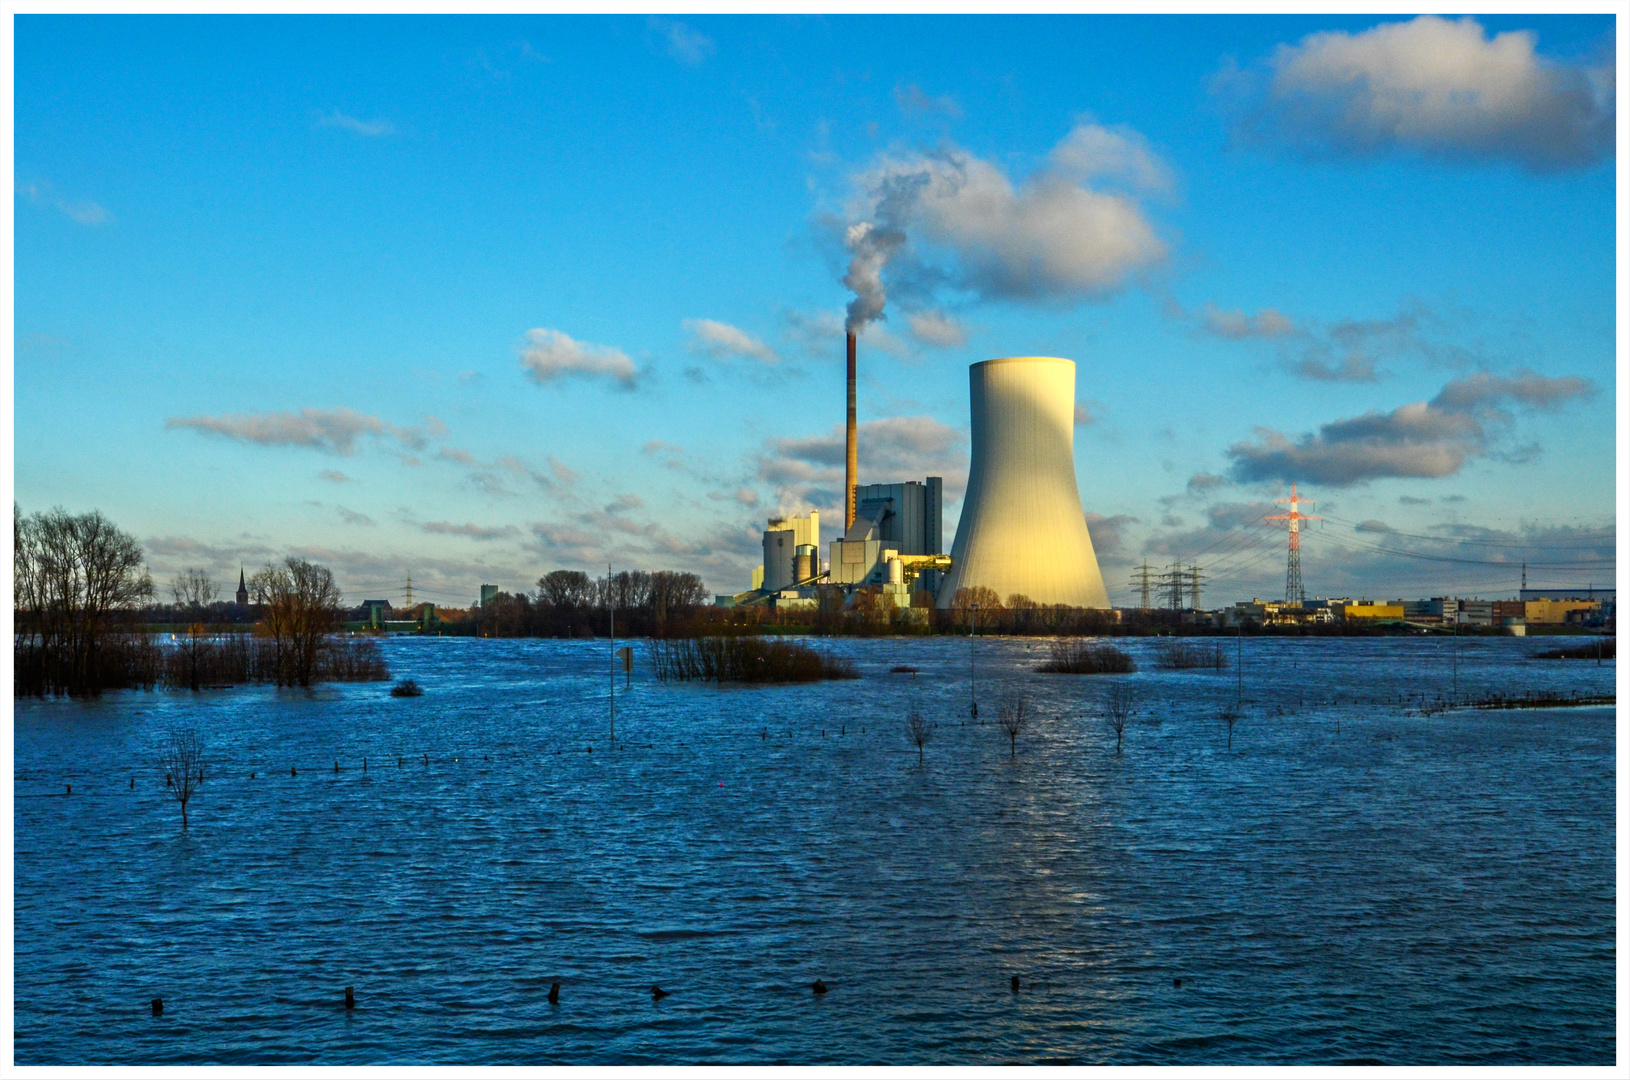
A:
845;331;857;529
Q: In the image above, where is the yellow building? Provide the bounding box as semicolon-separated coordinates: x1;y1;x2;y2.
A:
1524;599;1600;624
1335;601;1405;620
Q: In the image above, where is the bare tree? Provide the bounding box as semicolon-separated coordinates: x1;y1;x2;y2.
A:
251;557;342;687
171;568;218;692
1106;684;1135;752
1221;706;1241;750
905;706;932;764
997;693;1028;757
14;506;153;696
159;728;204;828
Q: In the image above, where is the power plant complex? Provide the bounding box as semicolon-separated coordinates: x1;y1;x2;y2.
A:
723;339;1111;613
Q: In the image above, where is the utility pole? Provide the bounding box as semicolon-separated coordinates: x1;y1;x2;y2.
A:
1130;562;1155;610
969;602;979;720
608;564;615;746
1268;483;1321;604
1160;564;1187;611
1188;564;1204;610
404;575;414;609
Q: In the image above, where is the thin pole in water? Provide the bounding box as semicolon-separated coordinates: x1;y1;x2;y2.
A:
1236;625;1242;710
608;563;615;747
969;603;979;720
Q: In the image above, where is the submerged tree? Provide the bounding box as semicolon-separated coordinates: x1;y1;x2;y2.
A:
14;506;153;696
997;694;1028;758
251;557;342;687
905;706;932;764
171;568;218;692
1106;684;1135;753
159;727;205;828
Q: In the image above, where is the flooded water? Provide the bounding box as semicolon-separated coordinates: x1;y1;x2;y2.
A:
13;635;1616;1064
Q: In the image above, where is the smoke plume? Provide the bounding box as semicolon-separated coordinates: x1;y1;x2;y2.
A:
842;221;906;334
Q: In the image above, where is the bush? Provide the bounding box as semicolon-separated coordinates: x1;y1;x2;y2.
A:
650;636;859;683
1037;639;1136;674
390;679;424;697
1152;638;1229;671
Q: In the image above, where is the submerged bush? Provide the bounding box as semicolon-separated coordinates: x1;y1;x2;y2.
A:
650;636;859;684
1036;638;1136;675
1152;638;1229;671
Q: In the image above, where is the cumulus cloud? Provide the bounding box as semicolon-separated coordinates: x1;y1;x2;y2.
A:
17;180;110;225
844;122;1168;313
1187;473;1227;496
1084;512;1136;556
166;407;443;456
906;310;968;348
1199;304;1296;340
683;318;778;363
519;328;637;389
1227;369;1594;486
1222;15;1615;171
650;17;713;65
423;521;520;541
757;416;969;518
316;109;396;137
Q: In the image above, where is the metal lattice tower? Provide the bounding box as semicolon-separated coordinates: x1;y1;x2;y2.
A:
1267;484;1321;604
1129;561;1156;609
1160;563;1188;611
1188;564;1205;610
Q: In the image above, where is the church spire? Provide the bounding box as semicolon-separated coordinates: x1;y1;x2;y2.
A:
236;567;249;606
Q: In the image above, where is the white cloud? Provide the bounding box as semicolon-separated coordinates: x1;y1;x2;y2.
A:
907;310;968;348
1074;403;1096;426
519;328;637;389
650;17;713;65
1199;304;1297;340
316;109;396;137
846;121;1169;308
683;318;778;363
423;521;520;541
319;469;352;483
1226;15;1614;171
1227;370;1594;486
17;180;110;225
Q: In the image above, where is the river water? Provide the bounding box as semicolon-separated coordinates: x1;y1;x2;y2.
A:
12;635;1616;1065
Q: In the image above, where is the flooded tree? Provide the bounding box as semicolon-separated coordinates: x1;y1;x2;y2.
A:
159;727;204;828
14;506;153;696
1106;684;1135;753
997;694;1028;757
171;568;217;692
250;557;342;687
905;706;932;764
1221;707;1241;750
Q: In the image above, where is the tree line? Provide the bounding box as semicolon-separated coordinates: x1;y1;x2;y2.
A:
471;569;711;638
14;506;386;696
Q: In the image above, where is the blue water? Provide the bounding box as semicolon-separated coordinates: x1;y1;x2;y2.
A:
13;636;1616;1064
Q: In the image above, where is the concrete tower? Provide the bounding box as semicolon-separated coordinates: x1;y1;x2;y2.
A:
936;357;1110;609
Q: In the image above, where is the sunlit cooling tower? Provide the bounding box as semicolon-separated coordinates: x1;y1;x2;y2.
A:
936;357;1111;609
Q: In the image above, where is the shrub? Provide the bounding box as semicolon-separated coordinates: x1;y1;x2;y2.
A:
650;636;859;683
1037;638;1136;675
1152;638;1229;671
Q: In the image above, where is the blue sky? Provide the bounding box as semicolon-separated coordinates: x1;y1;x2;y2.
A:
13;14;1618;608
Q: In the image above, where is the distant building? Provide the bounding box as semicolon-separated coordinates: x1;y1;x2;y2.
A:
236;568;249;606
1332;600;1405;621
480;584;499;608
762;511;819;593
831;478;945;591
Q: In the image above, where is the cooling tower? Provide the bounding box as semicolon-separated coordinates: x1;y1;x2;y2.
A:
936;357;1111;609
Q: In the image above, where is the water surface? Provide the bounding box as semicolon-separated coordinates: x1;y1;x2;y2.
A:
13;636;1616;1064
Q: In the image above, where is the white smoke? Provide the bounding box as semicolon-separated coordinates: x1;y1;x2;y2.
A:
842;221;906;334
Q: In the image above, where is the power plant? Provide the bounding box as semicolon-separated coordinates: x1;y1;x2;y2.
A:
935;357;1110;609
724;344;1110;612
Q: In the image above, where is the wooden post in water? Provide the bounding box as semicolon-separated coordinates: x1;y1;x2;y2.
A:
608;563;615;748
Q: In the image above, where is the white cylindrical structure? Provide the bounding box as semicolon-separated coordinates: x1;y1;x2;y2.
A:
936;357;1111;609
887;557;904;585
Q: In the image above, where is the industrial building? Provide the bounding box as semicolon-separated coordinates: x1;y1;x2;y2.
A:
936;357;1110;609
760;510;820;593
